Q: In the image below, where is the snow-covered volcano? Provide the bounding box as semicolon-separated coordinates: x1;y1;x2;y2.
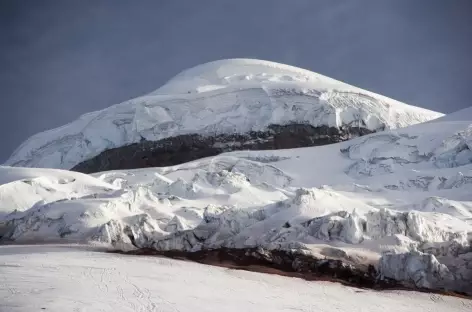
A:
2;60;471;296
4;59;442;171
1;112;472;294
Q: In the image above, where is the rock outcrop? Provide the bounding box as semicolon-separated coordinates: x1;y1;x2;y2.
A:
114;247;471;297
72;124;372;173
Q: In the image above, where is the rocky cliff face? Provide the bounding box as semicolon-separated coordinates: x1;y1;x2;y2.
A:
72;124;373;173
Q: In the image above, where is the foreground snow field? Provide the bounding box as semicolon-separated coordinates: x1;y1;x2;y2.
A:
1;245;470;312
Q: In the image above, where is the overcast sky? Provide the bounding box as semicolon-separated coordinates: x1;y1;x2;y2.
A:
1;0;471;162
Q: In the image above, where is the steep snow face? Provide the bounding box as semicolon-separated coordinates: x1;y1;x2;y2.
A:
4;59;442;170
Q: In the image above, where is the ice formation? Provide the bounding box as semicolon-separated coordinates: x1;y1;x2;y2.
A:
1;59;470;294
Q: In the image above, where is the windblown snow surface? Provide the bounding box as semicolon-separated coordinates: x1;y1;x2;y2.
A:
1;245;470;312
1;60;471;310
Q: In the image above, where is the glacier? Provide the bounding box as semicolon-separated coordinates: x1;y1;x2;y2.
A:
4;59;442;170
1;59;471;296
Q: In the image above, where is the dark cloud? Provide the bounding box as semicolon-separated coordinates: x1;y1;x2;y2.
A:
1;0;471;161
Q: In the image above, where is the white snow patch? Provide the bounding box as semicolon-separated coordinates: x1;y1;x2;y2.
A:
1;245;470;312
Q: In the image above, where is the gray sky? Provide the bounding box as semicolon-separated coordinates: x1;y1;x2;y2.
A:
1;0;471;162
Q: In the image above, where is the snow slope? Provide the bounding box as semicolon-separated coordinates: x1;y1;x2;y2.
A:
431;106;472;123
1;110;472;293
2;59;471;295
4;59;442;170
2;245;469;312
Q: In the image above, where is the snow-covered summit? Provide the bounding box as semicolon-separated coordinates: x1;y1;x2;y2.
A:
151;59;352;94
5;59;442;170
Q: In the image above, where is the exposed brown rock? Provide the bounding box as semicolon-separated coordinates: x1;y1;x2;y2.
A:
109;247;471;299
72;124;373;173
